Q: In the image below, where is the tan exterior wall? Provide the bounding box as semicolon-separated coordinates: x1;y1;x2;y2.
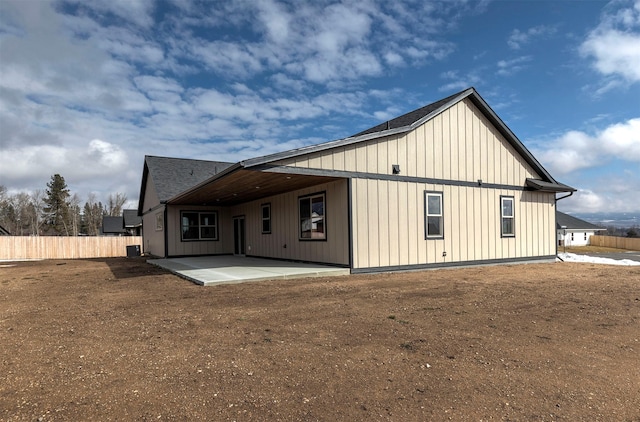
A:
274;98;541;184
166;205;231;257
227;179;349;265
142;207;166;256
140;176;165;257
162;180;349;265
271;97;556;269
351;179;555;269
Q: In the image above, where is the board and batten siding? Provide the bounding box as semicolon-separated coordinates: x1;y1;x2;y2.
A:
228;179;349;266
272;97;557;269
273;98;542;184
351;179;555;269
166;205;230;257
162;180;349;265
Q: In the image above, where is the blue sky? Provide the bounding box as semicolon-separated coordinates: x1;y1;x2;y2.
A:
1;0;639;215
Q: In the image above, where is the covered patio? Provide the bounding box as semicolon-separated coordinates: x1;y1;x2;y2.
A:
148;255;350;286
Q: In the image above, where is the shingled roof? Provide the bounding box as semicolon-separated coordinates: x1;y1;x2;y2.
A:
137;156;234;214
123;209;142;228
140;88;575;209
556;211;605;231
352;90;463;137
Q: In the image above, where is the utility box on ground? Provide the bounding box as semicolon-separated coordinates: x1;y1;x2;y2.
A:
126;245;141;258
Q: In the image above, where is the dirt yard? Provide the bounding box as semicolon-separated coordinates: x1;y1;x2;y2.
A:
1;258;639;421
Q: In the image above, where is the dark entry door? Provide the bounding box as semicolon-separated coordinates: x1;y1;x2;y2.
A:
233;216;246;256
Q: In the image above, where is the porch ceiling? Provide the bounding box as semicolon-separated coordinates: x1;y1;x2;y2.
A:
166;168;342;206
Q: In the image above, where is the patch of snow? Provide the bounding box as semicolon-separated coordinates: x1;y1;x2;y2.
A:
557;253;640;266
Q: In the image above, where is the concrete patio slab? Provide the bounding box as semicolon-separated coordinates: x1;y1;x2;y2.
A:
148;255;350;286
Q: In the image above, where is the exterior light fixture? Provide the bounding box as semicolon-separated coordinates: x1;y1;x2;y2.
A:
392;164;400;174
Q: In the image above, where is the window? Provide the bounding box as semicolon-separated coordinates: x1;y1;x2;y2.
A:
261;203;271;234
155;212;163;231
299;193;325;240
181;211;218;241
425;191;443;238
501;196;515;237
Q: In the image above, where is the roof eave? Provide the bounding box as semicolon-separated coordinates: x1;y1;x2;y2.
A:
136;157;150;216
526;178;577;193
243;89;477;169
242;127;411;168
166;162;244;204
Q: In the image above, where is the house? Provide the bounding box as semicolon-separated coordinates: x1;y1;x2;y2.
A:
137;87;575;273
556;211;605;247
101;216;128;236
101;210;144;236
123;209;143;236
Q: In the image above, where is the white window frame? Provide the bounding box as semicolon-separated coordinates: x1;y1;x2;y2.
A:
500;196;515;237
299;192;326;240
425;191;444;239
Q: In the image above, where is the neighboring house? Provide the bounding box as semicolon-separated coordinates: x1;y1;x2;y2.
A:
123;209;143;236
556;211;606;247
101;210;144;236
101;216;128;236
137;87;575;272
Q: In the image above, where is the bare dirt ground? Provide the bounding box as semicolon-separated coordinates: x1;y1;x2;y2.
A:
1;258;639;421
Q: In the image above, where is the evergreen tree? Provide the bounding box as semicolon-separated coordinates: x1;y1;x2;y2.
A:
44;174;71;235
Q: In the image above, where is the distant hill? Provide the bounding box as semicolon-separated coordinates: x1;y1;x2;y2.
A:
562;212;639;228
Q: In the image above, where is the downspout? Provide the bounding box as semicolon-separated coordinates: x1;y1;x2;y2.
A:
347;179;354;272
555;191;574;261
163;204;169;258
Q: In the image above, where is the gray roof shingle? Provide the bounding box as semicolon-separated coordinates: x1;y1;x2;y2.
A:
352;90;464;137
102;216;126;234
145;156;234;202
123;209;142;227
556;211;605;230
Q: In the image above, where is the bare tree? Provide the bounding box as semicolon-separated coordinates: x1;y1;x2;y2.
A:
68;193;82;236
12;192;33;235
108;193;127;216
30;189;46;236
83;193;105;236
0;185;13;233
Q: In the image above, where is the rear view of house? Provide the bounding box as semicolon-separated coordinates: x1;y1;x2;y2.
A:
137;88;575;273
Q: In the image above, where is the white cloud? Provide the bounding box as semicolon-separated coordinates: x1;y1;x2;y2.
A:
496;55;532;76
439;70;481;92
559;176;640;214
580;0;640;83
532;118;640;175
0;0;502;207
507;25;556;49
62;0;156;29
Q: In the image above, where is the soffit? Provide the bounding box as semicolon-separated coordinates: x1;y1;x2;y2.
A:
166;169;342;206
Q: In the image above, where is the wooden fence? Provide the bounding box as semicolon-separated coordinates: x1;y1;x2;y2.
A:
0;236;143;260
590;235;640;251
